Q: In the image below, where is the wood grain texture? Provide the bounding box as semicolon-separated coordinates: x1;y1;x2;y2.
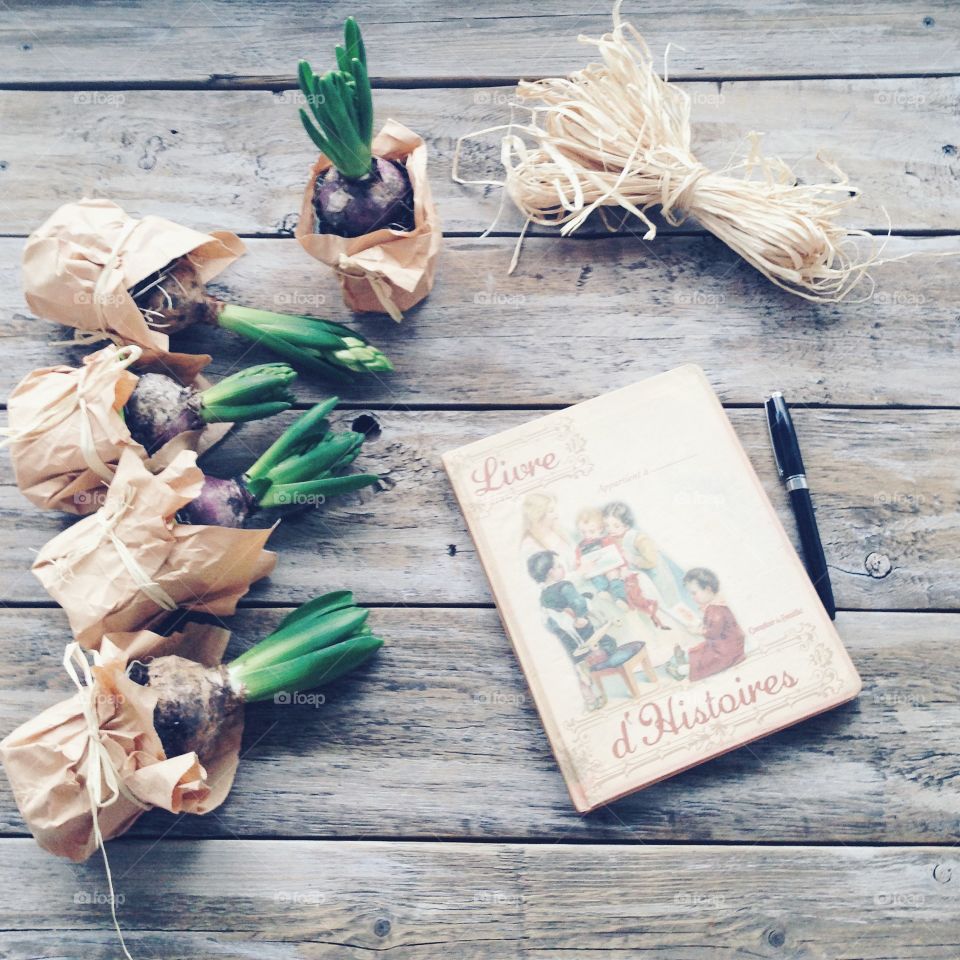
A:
1;1;958;83
0;839;956;959
0;79;958;236
0;607;956;844
2;235;959;408
0;407;956;609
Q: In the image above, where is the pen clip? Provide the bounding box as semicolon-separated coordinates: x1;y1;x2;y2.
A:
765;396;786;483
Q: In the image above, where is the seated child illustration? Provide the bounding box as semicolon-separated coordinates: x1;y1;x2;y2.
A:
527;549;648;709
668;567;746;682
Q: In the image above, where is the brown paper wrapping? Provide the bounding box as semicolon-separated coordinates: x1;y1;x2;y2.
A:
0;623;243;862
32;448;277;649
22;197;246;363
295;120;441;320
4;346;232;515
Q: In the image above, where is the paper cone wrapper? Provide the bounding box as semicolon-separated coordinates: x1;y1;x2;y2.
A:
295;120;442;320
32;448;277;648
4;346;232;515
22;197;246;363
0;624;243;862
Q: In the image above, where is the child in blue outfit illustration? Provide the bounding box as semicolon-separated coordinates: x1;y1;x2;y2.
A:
528;549;647;709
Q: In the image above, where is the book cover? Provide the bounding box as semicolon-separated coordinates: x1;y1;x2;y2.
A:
442;365;861;812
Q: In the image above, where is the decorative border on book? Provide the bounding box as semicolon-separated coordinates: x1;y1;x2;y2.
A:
448;417;593;520
565;621;848;804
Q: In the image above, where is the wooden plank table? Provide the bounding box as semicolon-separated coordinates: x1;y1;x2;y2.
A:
0;2;957;957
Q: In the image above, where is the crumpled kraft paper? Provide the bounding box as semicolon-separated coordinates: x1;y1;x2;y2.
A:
0;623;243;862
32;447;276;649
4;345;231;515
295;119;442;320
22;197;246;362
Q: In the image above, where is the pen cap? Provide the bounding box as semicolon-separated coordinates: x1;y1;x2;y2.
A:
764;392;806;481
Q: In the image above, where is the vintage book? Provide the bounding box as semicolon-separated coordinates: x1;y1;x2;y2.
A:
442;365;861;812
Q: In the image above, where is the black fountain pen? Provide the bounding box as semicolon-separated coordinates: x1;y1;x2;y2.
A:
764;392;837;620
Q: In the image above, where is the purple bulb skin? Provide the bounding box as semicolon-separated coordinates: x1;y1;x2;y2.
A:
313;157;415;237
178;476;256;528
125;373;205;455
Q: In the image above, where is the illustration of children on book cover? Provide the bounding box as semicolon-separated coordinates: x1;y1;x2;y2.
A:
521;493;750;714
443;366;861;811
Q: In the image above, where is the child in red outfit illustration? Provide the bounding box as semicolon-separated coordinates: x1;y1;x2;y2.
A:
681;567;746;681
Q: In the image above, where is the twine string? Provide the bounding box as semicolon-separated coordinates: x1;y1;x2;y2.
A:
51;484;179;612
63;642;151;960
53;217;146;348
335;254;404;322
0;345;143;482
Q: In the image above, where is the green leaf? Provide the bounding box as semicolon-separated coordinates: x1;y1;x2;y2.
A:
344;17;366;69
259;473;379;509
350;58;374;148
238;633;383;702
232;605;370;673
271;591;356;634
201;400;292;424
265;431;364;485
244;398;340;482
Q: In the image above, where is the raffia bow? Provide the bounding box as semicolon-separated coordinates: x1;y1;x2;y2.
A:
335;253;405;322
50;482;179;613
0;344;143;482
63;642;150;960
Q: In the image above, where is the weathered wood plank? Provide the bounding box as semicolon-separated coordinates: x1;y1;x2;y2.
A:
1;80;958;235
1;1;958;83
1;406;956;609
0;407;956;609
2;235;959;408
0;607;956;842
0;839;956;959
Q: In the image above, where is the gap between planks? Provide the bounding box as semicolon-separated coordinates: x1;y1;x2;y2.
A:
1;71;960;92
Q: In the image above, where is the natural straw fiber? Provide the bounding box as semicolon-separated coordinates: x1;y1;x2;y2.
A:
454;2;899;303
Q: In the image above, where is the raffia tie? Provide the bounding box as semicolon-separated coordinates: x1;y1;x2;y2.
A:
51;484;179;613
335;253;404;322
446;0;960;303
52;217;146;348
0;344;143;482
63;642;152;960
